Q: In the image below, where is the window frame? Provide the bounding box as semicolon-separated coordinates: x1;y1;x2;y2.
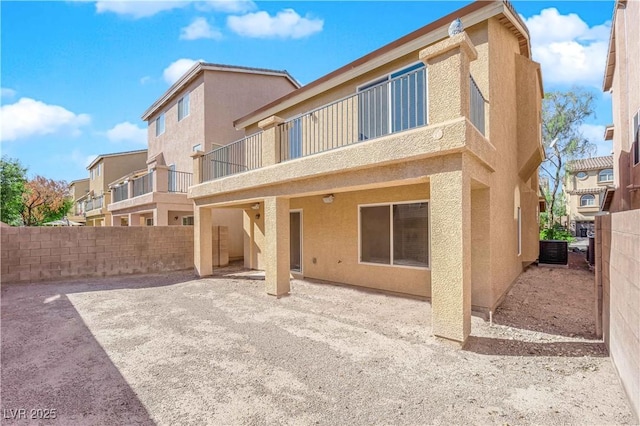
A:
598;168;613;183
580;194;596;207
178;93;190;122
358;199;430;270
182;216;194;226
155;113;165;137
575;171;588;180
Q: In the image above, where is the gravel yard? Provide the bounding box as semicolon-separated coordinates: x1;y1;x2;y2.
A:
1;255;634;425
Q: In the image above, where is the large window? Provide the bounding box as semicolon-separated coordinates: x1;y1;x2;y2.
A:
178;93;190;121
358;63;426;141
580;194;596;207
598;168;613;182
155;113;165;137
359;201;429;268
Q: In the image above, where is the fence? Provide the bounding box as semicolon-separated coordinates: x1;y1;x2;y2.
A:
168;170;192;193
201;133;263;182
279;66;427;162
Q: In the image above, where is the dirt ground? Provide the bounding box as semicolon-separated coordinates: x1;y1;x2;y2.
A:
1;253;634;425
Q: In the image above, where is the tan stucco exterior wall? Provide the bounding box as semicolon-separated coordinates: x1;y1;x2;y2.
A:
565;169;610;228
596;212;640;422
608;0;640;212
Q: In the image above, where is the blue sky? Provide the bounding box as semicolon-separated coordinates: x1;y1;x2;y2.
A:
1;1;615;183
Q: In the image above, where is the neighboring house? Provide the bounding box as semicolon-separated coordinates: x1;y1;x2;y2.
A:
107;63;299;260
67;178;89;224
188;1;544;344
597;0;640;420
564;156;613;236
79;150;148;226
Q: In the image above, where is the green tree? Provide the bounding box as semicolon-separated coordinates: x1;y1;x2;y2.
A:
540;88;597;229
0;156;27;225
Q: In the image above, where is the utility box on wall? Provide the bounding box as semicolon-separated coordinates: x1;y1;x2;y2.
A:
539;240;569;266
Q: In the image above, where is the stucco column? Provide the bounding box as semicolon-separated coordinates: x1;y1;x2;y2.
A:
263;196;290;297
419;32;477;124
190;151;204;184
154;205;168;226
129;213;142;226
259;116;284;167
154;166;169;193
430;166;472;343
194;205;213;277
127;179;134;200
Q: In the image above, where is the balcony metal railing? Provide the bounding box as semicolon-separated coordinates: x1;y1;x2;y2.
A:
279;66;427;162
85;200;93;212
168;170;192;193
470;76;486;136
113;184;128;202
202;133;263;182
94;195;104;209
133;172;153;197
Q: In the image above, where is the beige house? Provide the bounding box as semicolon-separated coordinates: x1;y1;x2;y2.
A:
564;156;613;236
107;63;299;260
597;0;640;420
188;1;544;344
78;150;147;226
67;178;89;224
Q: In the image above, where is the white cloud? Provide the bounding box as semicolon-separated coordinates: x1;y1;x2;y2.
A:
163;58;203;85
580;123;612;157
106;121;147;145
95;1;188;18
180;17;222;40
93;0;255;18
0;98;90;142
197;0;256;14
1;88;17;99
227;8;323;39
140;75;152;85
523;8;610;87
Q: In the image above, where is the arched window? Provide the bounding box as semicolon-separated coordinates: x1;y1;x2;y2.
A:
580;194;596;207
598;169;613;182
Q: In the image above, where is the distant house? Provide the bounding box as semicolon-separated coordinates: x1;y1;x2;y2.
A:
67;178;89;224
564;156;613;236
77;150;148;227
106;63;299;259
187;1;544;344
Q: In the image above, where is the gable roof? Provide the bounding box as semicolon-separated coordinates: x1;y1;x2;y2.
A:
567;156;613;172
603;0;627;91
87;149;148;170
233;0;531;129
141;63;300;121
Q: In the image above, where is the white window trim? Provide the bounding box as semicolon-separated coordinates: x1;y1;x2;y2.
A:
290;209;303;274
580;194;596;207
357;199;430;270
178;93;190;122
598;169;613;182
575;171;588;180
155;113;165;137
182;216;194;226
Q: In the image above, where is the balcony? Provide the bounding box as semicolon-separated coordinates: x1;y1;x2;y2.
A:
108;167;193;213
84;194;107;216
196;69;488;186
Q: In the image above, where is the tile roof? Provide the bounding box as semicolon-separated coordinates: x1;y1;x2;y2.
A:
567;187;608;195
567;155;613;172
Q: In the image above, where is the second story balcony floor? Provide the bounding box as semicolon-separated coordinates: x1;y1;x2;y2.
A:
108;165;193;212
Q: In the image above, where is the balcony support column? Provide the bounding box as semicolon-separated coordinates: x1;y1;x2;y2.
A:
263;196;290;297
190;151;204;184
430;160;472;344
259;116;284;167
194;205;213;277
154;205;169;226
154;165;169;193
419;32;477;125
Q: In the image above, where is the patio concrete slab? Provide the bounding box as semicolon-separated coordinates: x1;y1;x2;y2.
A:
1;262;634;425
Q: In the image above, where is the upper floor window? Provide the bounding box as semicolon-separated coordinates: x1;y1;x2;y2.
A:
192;144;202;152
96;163;101;177
576;171;587;180
178;93;190;121
598;169;613;182
580;194;595;207
155;113;165;137
90;168;94;180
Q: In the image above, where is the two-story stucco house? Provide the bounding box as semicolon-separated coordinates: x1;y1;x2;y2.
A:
188;1;544;344
67;178;89;224
564;156;614;236
106;63;299;259
78;150;148;226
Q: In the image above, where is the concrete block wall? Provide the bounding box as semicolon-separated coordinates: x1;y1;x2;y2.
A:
596;211;640;422
1;226;195;284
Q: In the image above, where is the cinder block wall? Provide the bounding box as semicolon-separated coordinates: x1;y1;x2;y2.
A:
1;226;195;284
596;211;640;422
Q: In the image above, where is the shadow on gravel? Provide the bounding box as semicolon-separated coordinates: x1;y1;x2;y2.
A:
464;336;607;357
0;273;198;424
